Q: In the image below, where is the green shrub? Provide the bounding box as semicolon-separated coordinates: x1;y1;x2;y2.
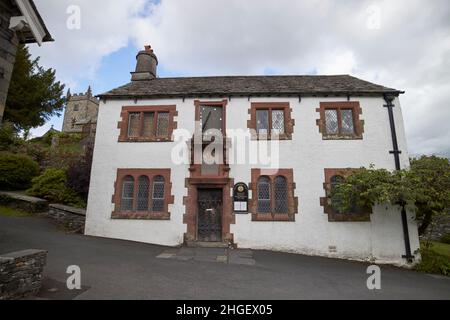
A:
415;248;450;277
0;152;39;190
27;168;85;208
441;234;450;245
19;142;50;168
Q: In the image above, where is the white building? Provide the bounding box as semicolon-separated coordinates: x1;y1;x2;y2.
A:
85;46;420;266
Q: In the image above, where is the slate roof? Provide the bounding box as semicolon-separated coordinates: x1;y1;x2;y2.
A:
98;75;404;100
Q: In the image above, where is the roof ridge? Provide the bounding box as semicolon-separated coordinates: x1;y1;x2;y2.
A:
152;74;352;80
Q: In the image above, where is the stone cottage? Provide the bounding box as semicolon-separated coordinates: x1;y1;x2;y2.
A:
0;0;52;124
85;46;420;266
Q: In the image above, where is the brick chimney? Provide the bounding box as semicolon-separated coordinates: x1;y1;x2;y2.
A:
131;45;158;81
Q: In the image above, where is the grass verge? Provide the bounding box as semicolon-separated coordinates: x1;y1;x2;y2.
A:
415;241;450;277
0;205;33;218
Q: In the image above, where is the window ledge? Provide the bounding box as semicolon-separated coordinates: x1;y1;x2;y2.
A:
111;211;170;220
322;135;363;140
118;137;173;143
251;135;293;141
252;213;295;222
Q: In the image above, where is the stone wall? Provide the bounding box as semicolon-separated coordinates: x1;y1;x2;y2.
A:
0;249;47;300
0;0;20;124
48;204;86;233
0;191;49;213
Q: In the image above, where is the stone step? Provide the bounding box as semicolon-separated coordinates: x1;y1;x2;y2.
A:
185;241;229;248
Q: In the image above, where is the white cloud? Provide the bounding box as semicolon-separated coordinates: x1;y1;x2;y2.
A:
29;0;450;157
30;0;147;89
130;0;450;157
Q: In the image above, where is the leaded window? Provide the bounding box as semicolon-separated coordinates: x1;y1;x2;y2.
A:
152;176;165;212
121;176;134;211
325;109;339;134
124;109;173;140
257;177;271;213
324;108;355;135
341;109;355;134
128;112;141;137
272;110;285;135
156;112;170;137
274;176;288;213
137;176;150;211
256;109;285;136
142;112;155;137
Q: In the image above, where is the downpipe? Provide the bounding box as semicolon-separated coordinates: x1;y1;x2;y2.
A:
384;94;414;263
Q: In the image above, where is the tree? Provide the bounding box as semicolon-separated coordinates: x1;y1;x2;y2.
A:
0;121;23;152
409;156;450;236
4;45;65;135
331;166;414;216
331;156;450;237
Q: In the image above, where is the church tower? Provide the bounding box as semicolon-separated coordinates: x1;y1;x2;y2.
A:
62;86;99;134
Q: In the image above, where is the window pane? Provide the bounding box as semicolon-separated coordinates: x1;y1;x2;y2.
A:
272;110;285;135
274;176;288;213
341;109;355;134
137;176;150;211
121;176;134;211
152;176;165;212
128;113;140;137
156;112;170;137
325;109;338;134
201;106;223;133
257;177;271;213
142;112;155;137
256;110;269;134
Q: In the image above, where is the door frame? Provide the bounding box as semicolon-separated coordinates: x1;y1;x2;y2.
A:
183;177;235;244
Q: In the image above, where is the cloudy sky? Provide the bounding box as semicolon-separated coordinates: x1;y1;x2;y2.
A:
28;0;450;157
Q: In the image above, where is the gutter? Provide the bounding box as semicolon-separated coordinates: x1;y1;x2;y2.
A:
97;90;404;101
383;94;414;263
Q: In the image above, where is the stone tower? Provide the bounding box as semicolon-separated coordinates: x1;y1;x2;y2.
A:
62;86;99;134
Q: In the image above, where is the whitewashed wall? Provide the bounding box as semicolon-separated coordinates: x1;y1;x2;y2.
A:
85;95;420;266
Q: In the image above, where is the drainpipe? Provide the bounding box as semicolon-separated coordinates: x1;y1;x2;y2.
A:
383;94;414;263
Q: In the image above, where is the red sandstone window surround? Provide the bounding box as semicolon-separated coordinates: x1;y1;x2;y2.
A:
249;169;298;222
316;102;364;140
248;103;295;140
112;169;174;220
118;105;177;142
320;168;372;222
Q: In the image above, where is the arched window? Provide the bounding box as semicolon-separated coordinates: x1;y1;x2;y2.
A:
274;176;288;213
120;176;134;211
152;176;165;212
330;175;345;213
137;176;150;211
257;176;271;213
